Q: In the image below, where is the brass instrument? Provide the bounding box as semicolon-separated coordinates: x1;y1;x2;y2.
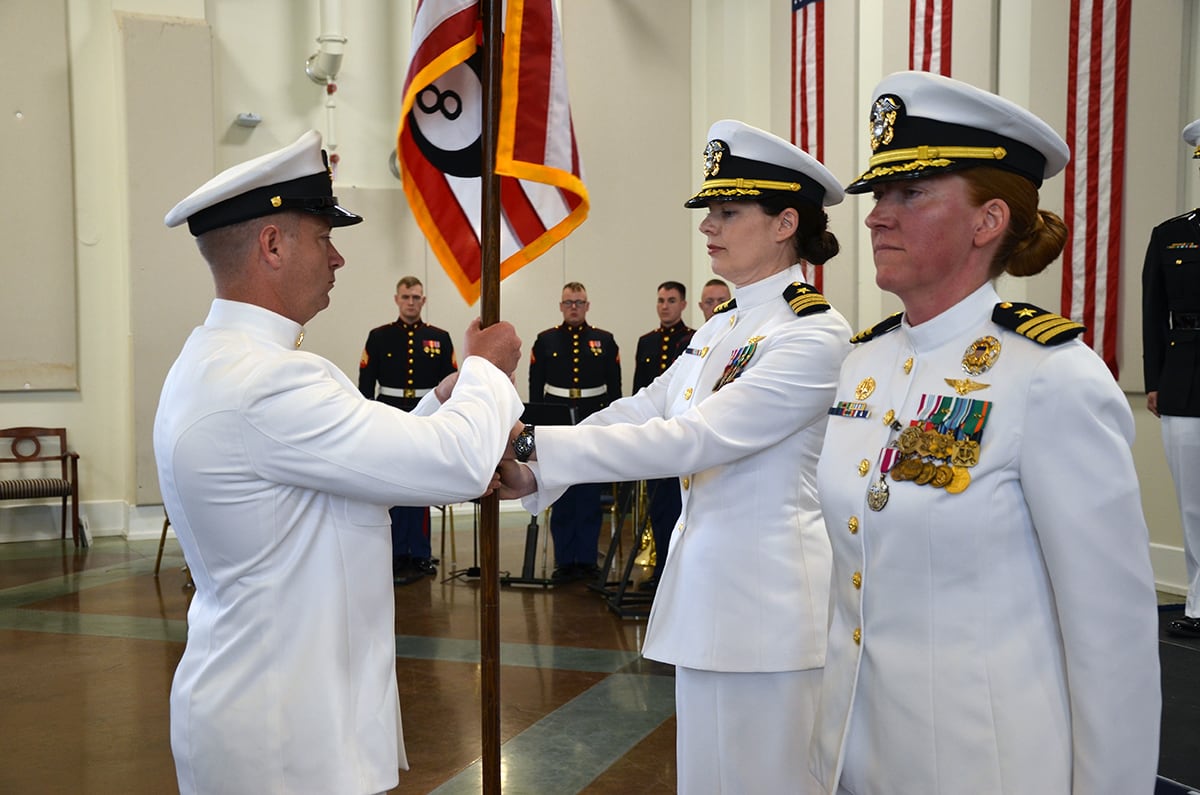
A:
632;481;656;568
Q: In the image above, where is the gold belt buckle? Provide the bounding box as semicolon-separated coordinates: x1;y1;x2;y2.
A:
569;388;581;399
404;389;416;398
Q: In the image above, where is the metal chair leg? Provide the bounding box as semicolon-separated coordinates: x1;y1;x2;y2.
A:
154;515;170;576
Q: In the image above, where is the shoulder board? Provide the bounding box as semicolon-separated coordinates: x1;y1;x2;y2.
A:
782;282;831;317
712;298;736;315
850;312;903;344
1164;208;1200;226
991;302;1085;345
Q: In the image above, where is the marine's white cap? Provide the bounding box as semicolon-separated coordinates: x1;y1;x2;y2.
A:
846;71;1070;194
165;130;362;235
1182;118;1200;159
685;119;844;208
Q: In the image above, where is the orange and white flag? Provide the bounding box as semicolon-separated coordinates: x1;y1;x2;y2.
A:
397;0;589;305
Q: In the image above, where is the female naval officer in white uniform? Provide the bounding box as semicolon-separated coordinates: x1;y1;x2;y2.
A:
499;120;852;793
810;72;1161;795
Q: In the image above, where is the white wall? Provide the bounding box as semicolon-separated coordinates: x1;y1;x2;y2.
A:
0;0;1196;596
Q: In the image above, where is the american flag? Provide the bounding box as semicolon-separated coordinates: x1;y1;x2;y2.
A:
397;0;589;305
909;0;953;75
791;0;825;288
1061;0;1130;378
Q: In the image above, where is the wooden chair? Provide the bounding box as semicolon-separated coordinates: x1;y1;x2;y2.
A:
0;427;82;546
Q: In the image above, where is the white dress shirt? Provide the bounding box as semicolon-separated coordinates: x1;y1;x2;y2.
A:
154;299;522;795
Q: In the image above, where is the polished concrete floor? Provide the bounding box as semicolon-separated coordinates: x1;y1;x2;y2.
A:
1;505;1197;794
0;507;677;794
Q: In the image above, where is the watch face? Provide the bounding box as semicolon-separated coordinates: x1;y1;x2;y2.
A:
514;428;534;462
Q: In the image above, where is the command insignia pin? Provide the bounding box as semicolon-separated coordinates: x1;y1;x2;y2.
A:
962;336;1001;375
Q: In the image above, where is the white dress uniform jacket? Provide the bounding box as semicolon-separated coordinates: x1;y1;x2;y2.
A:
524;265;851;671
154;300;522;795
811;283;1160;795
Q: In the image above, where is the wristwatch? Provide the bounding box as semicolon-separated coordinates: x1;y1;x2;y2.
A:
512;425;536;463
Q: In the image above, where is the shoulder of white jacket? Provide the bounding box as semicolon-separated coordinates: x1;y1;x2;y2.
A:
849;311;903;344
782;281;832;317
992;302;1085;346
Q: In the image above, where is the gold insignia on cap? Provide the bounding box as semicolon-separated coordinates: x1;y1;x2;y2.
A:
271;196;283;208
855;377;876;400
962;336;1001;376
945;377;990;396
869;95;902;151
702;139;729;178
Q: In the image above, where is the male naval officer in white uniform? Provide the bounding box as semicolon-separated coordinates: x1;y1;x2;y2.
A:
155;130;523;795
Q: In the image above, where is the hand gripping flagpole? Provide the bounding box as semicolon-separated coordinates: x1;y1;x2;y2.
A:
478;1;503;791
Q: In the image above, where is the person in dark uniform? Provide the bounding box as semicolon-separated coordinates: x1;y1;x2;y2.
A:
359;276;458;584
1143;116;1200;638
633;281;694;589
529;282;621;581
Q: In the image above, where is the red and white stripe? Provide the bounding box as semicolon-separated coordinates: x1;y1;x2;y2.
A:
1061;0;1130;378
791;0;825;288
398;0;588;305
909;0;953;76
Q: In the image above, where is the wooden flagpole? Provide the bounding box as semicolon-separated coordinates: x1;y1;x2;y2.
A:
478;0;503;791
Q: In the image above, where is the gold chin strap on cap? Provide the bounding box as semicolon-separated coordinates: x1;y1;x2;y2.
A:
699;177;802;193
869;144;1008;168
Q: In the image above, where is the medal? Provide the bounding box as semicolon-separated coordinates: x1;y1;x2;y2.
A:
962;336;1001;375
945;466;971;494
867;477;890;511
855;377;876;400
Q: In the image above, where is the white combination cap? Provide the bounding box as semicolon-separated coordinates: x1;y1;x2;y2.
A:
685;119;844;208
164;130;362;235
1182;118;1200;159
846;71;1070;194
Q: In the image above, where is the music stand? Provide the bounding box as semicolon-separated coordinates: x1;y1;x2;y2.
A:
500;402;576;588
442;499;482;582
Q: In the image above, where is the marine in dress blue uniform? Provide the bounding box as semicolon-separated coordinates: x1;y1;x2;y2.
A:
811;72;1160;795
359;277;458;583
1142;116;1200;637
528;282;621;580
632;281;694;588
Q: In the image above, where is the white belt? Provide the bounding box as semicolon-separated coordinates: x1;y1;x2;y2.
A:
544;384;606;399
379;386;431;398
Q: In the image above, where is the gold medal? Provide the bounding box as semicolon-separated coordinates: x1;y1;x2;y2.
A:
945;466;971;494
914;461;937;485
896;426;922;454
900;457;924;480
931;465;954;488
855;377;876;400
952;439;980;468
962;336;1001;375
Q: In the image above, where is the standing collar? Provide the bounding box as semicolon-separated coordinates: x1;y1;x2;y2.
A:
205;299;304;350
901;282;998;353
729;263;807;311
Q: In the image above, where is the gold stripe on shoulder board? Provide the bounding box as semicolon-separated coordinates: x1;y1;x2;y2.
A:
782;281;831;317
992;302;1085;346
850;312;903;345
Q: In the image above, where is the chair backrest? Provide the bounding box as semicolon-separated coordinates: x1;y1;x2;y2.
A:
0;427;70;477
